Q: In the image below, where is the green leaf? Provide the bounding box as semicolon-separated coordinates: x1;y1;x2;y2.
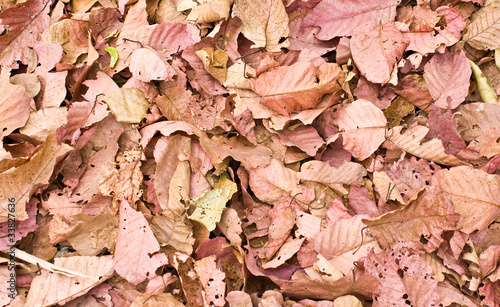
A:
188;173;237;231
103;46;118;68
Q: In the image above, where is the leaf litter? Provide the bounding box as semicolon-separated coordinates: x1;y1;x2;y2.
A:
0;0;500;306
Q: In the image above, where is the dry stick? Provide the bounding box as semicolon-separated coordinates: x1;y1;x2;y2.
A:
10;248;95;279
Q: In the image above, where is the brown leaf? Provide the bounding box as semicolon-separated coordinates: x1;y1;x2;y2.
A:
0;0;50;68
250;62;343;116
431;166;500;233
364;187;459;252
0;134;72;223
104;88;150;123
233;0;289;52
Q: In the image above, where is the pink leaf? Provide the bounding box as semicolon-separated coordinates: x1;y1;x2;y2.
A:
194;255;226;307
248;159;314;204
0;69;30;139
0;0;50;68
364;187;459;252
249;62;343;116
423;50;471;109
302;0;399;40
426;106;466;155
337;99;387;160
431;166;500;233
114;199;168;285
351;21;408;84
365;246;440;306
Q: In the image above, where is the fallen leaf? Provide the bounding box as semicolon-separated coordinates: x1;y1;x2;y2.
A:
351;21;408;84
104;88;150;123
302;0;399;40
423;50;471;109
431;166;500;233
114;199;168;285
250;62;343;116
0;0;50;68
233;0;289;52
337;99;387;161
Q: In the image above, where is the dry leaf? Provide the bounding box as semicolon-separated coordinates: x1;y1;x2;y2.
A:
104;88;150;123
232;0;289;52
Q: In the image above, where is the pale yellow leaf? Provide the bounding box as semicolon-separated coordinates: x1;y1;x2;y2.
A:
232;0;289;52
188;173;237;231
104;88;150;123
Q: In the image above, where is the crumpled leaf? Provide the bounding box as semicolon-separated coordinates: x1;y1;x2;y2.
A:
98;148;145;206
0;0;50;68
104;88;150;123
337;99;387;161
431;166;500;234
0;134;72;223
423;50;471;109
232;0;289;52
187;0;232;23
302;0;399;40
463;2;500;50
364;187;459;252
195;47;228;84
114;199;168;285
351;21;408;84
188;173;237;231
41;19;89;64
151;209;195;255
250;62;343;116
